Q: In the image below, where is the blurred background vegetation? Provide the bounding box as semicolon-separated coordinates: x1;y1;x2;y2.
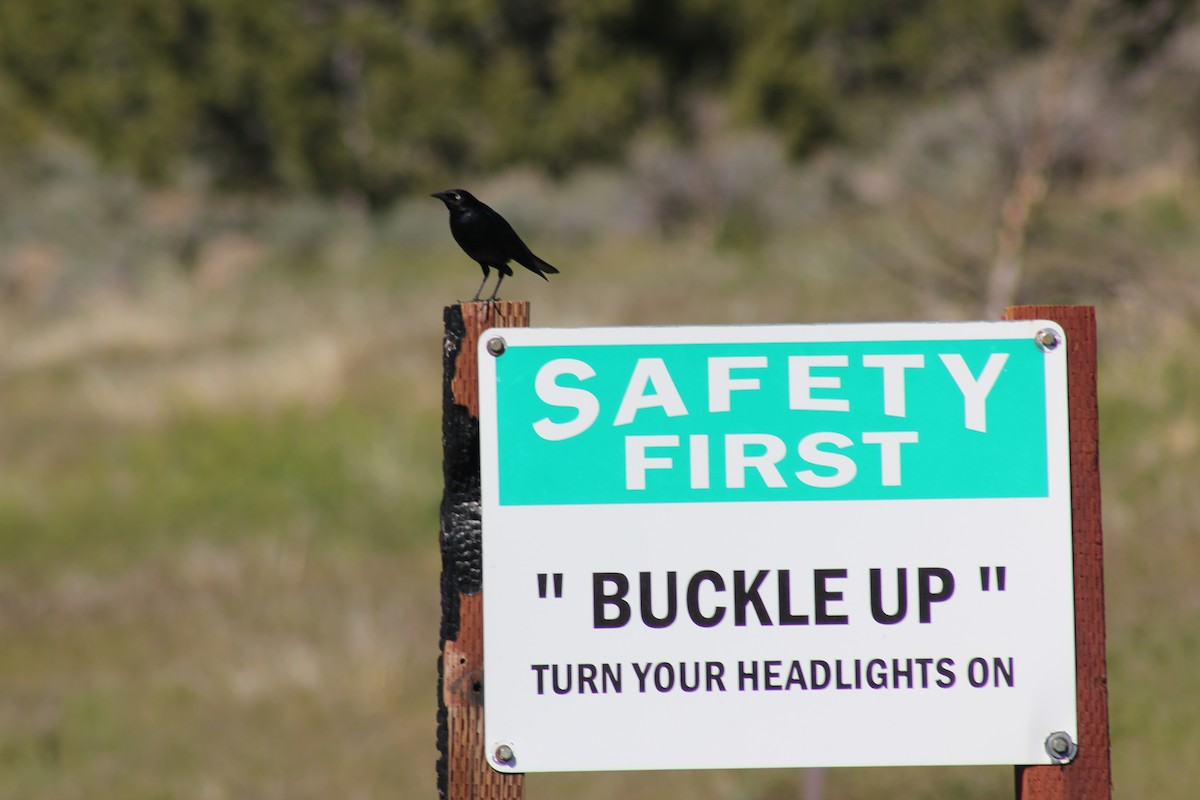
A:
0;0;1198;798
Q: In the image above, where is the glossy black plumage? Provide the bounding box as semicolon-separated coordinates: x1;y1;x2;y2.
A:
431;188;559;300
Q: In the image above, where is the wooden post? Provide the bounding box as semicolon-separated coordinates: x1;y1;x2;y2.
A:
438;301;529;800
1006;305;1111;800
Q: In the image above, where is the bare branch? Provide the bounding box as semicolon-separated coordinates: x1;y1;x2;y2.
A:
984;0;1105;316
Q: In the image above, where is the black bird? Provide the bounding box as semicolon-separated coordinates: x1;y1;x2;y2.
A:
431;189;559;301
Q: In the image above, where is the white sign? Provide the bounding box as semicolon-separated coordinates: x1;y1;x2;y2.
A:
478;321;1076;773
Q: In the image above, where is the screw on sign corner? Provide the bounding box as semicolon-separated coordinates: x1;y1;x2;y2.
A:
1035;328;1062;352
1045;731;1077;764
493;743;516;768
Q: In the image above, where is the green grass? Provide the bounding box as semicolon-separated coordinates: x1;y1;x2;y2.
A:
0;396;441;568
1099;309;1200;800
0;541;440;799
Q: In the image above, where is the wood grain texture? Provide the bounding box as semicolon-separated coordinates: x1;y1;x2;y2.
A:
439;301;528;800
1006;306;1111;800
453;302;531;418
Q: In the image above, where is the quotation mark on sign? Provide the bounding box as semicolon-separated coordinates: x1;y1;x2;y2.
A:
537;573;564;599
979;566;1007;592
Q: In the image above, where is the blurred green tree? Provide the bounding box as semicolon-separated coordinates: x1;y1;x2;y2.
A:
0;0;1182;204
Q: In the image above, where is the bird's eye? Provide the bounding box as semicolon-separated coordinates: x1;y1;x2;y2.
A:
451;192;461;201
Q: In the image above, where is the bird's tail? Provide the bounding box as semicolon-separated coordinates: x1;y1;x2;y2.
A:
523;255;559;279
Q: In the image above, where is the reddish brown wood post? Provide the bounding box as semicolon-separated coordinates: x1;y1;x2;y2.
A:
1006;305;1111;800
438;301;528;800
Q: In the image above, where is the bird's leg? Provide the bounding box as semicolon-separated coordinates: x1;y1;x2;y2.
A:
489;272;505;301
472;267;490;302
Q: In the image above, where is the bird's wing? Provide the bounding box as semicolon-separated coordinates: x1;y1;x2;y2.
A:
477;206;559;276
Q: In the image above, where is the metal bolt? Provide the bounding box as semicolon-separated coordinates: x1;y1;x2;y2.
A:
493;743;515;766
1045;731;1077;763
486;336;507;357
1035;328;1062;352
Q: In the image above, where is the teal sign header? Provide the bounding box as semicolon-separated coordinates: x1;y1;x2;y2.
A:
486;328;1055;506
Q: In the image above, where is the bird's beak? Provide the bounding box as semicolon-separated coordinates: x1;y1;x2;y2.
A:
431;191;448;201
